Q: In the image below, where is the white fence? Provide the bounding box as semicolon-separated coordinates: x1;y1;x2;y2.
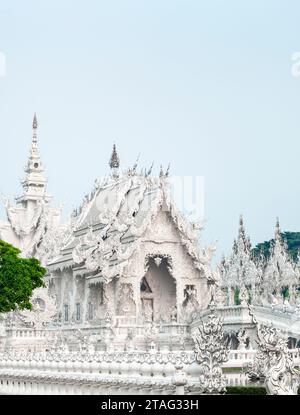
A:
1;348;299;395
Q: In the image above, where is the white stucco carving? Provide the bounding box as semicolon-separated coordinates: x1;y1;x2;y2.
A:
18;287;57;329
192;299;229;394
247;305;300;395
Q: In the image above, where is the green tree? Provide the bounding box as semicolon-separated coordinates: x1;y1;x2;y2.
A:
0;240;46;313
253;232;300;262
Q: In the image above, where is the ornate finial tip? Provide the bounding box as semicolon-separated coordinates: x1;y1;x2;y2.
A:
109;143;120;169
159;165;164;178
33;113;38;129
239;214;243;226
275;217;281;238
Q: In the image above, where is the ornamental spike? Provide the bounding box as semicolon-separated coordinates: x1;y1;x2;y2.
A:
165;163;171;177
159;165;164;178
109;143;120;169
275;217;281;238
32;113;38;145
146;161;154;177
32;112;38;129
132;154;140;172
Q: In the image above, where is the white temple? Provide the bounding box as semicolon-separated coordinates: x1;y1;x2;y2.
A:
0;116;300;395
46;144;218;339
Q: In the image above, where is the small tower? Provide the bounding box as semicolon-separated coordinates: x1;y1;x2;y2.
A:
0;114;62;257
109;143;120;179
16;114;50;206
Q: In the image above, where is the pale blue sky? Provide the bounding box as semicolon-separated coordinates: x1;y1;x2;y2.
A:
1;0;300;260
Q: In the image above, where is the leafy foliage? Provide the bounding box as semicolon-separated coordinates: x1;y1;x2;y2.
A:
253;232;300;262
282;286;289;298
234;288;240;305
226;386;300;395
226;386;267;395
0;240;46;313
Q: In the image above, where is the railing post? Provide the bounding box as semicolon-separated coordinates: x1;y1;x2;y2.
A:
172;363;187;395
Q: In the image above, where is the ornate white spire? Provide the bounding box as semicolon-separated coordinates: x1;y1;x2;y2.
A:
1;114;62;260
17;114;49;204
29;113;40;162
275;217;281;241
237;214;251;253
109;143;120;179
220;215;261;302
109;143;120;169
238;214;245;237
262;218;298;298
32;112;38;130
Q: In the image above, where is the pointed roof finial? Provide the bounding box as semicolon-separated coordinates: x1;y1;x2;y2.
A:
239;214;244;228
146;161;154;177
132;154;140;173
33;113;38;130
109;143;120;169
238;214;245;238
159;165;164;178
165;163;170;177
237;214;249;252
31;113;39;148
275;217;281;239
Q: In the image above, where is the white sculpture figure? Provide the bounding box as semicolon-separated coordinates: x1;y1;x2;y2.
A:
237;329;248;350
18;287;57;330
143;300;154;323
192;296;229;394
144;321;159;343
170;305;177;323
182;285;199;322
247;305;300;395
172;363;188;395
239;286;249;306
117;283;135;316
125;328;135;351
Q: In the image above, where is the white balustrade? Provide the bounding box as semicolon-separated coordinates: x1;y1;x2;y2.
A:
0;347;297;394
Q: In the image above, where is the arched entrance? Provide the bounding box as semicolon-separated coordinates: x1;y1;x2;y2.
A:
140;255;176;323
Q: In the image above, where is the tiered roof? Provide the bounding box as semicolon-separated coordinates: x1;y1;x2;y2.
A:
49;147;217;284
